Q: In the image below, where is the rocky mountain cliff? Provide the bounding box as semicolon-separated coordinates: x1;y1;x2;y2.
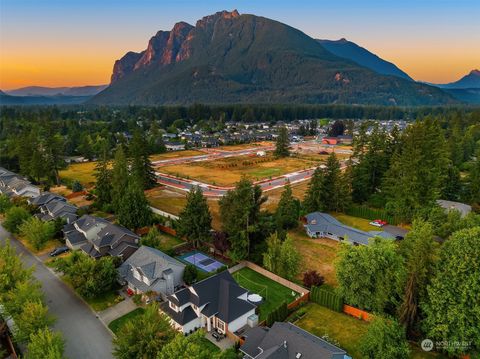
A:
92;10;456;106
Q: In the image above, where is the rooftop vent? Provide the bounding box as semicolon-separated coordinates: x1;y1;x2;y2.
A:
296;354;302;359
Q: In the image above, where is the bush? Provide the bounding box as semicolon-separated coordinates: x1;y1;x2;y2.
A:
302;270;325;288
0;194;12;214
3;206;31;233
71;180;83;193
183;264;198;285
310;286;343;312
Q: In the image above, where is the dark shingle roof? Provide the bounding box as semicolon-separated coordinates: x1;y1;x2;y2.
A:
160;302;198;326
241;322;347;359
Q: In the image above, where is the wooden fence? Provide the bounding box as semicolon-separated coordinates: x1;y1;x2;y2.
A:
343;304;372;322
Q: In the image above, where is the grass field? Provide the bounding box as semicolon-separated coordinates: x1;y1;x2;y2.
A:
232;267;298;321
288;228;340;286
108;308;145;334
59;162;97;187
160;154;320;186
155;233;184;252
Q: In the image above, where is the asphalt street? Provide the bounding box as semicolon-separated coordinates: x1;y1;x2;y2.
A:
0;224;114;359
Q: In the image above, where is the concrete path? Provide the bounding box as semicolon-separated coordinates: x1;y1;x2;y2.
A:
0;224;114;359
98;297;137;326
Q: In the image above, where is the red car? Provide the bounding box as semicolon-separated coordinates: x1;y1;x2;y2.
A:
369;219;387;227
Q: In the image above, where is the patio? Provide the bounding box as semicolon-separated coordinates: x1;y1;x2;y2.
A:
204;330;235;350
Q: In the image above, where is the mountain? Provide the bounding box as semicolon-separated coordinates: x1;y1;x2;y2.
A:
6;85;107;97
0;93;91;106
317;38;413;81
442;88;480;104
91;10;455;106
434;70;480;89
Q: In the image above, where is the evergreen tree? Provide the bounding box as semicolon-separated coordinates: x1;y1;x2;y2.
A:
129;130;157;190
421;227;480;356
398;220;438;337
219;177;266;261
177;186;212;248
382;118;450;222
117;179;153;230
303;153;350;213
274;126;290;157
275;183;300;232
94;150;112;208
111;146;129;212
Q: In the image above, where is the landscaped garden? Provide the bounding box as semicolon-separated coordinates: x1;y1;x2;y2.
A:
231;267;298;321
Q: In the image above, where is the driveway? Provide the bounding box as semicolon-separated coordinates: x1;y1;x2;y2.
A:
0;224;113;359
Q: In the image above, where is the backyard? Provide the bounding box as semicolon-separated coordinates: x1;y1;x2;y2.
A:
231;267;298;321
288;228;340;286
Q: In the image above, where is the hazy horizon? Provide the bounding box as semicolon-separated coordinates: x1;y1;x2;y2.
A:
1;0;479;90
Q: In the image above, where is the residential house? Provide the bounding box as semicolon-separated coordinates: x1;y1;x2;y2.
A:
118;246;185;299
64;215;139;260
161;271;256;335
28;192;66;207
304;212;393;246
240;322;349;359
0;167;40;198
165;141;186;151
36;199;78;224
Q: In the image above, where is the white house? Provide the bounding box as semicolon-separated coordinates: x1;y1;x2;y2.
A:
161;271;257;335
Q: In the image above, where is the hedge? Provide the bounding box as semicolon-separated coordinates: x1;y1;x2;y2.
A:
346;204;400;225
266;302;289;327
310;286;343;312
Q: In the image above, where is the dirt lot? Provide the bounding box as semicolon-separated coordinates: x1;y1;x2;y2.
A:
159;153;322;186
150;150;205;161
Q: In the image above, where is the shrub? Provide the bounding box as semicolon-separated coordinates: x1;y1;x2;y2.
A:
0;194;12;214
183;264;198;285
71;180;84;193
310;286;343;312
302;270;325;288
266;302;288;327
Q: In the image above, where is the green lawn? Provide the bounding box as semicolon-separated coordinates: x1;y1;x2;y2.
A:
295;303;446;359
108;308;145;334
296;303;369;359
84;288;125;312
157;233;184;251
232;267;298;321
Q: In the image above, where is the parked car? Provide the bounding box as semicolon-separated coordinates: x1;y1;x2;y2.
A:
369;219;387;227
49;246;69;257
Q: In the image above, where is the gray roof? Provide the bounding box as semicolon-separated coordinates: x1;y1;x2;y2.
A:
437;199;472;218
241;322;347;359
167;271;256;323
305;212;373;245
119;246;184;283
30;192;66;206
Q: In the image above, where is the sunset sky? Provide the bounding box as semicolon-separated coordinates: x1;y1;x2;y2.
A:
1;0;479;90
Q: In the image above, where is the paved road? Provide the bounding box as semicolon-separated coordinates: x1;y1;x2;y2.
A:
0;224;113;359
153;141;351;197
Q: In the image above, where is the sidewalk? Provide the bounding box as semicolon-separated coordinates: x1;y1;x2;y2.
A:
98;296;137;325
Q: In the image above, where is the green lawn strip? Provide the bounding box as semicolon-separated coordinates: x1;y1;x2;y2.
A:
157;233;184;251
85;289;125;312
232;267;298;321
108;308;145;335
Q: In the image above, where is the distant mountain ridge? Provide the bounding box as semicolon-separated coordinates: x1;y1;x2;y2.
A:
91;10;455;106
434;69;480;89
6;85;108;97
317;38;413;81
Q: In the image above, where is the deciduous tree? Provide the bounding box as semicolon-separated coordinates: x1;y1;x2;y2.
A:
25;328;65;359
